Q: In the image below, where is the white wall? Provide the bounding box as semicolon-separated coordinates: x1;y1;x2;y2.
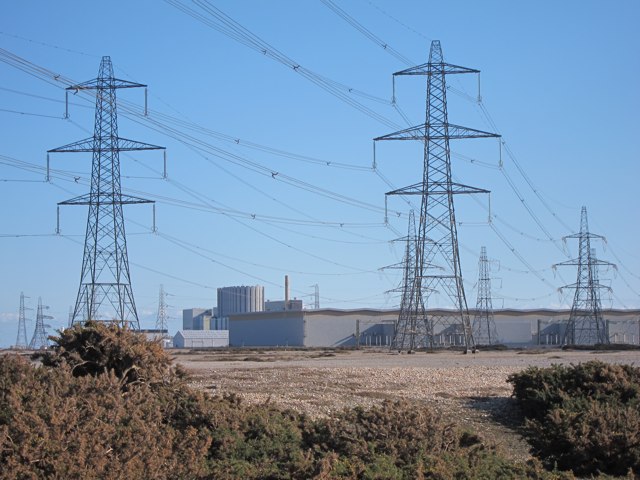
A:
173;330;229;348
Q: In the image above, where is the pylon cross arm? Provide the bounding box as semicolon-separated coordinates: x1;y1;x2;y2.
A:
67;78;147;91
48;137;165;153
116;138;165;151
386;182;489;196
374;122;500;141
58;193;154;206
48;137;94;153
393;62;480;76
563;232;606;241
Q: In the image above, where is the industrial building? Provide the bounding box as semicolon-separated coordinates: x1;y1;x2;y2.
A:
217;285;264;317
183;308;216;330
228;308;396;347
173;330;229;348
139;329;171;347
179;279;639;348
225;307;640;348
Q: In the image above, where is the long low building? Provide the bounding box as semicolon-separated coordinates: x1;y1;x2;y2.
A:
173;330;229;348
227;308;640;348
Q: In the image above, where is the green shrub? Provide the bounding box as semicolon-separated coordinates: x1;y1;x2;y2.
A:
508;361;640;476
0;354;211;480
301;400;572;479
0;323;575;479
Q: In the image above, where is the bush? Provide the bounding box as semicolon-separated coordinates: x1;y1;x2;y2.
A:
301;400;571;479
1;323;574;479
508;361;640;476
35;320;175;388
0;355;211;480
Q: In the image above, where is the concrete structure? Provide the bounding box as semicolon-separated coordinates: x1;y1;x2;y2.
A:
265;299;303;312
229;309;397;347
217;286;264;318
173;330;229;348
227;307;640;348
263;275;304;311
183;308;214;330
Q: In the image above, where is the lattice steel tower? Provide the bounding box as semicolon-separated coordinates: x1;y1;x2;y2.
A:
310;284;320;310
376;40;499;351
472;246;499;345
49;56;164;328
554;206;613;345
29;297;52;350
15;292;30;349
389;210;428;351
155;284;169;333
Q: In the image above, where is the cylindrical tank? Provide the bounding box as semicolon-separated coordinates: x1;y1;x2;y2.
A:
217;285;264;317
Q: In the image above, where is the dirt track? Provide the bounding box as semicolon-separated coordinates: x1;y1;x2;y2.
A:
175;348;640;461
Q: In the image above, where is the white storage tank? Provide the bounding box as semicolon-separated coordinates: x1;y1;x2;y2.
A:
217;285;264;317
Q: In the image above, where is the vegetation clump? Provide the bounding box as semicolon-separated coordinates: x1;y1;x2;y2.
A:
2;322;571;479
35;320;175;388
508;361;640;477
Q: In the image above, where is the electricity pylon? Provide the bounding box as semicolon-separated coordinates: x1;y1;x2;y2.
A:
389;210;430;352
310;284;320;309
554;206;613;345
29;297;52;350
472;246;499;345
49;56;165;329
15;292;30;349
155;284;169;334
375;40;500;352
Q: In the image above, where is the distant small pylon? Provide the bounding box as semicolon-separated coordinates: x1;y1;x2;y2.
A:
472;247;499;345
390;210;428;352
554;207;614;345
310;284;320;309
29;297;53;350
155;285;169;336
15;292;30;349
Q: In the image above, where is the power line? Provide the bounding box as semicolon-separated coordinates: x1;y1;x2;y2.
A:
0;31;98;58
1;31;636;310
319;0;415;66
363;0;432;43
164;0;400;129
307;0;584;278
0;49;409;232
306;2;592;296
59;234;215;291
156;228;380;277
0;107;62;119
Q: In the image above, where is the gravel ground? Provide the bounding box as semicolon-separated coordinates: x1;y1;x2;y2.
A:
175;348;639;461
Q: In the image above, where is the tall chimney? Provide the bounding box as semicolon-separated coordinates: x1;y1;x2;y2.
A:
284;275;289;309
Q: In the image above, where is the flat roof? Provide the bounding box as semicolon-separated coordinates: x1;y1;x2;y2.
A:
175;330;229;338
227;307;640;319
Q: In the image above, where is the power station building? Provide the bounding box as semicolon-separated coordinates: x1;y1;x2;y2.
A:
217;285;265;318
178;280;640;348
182;308;215;330
224;307;639;348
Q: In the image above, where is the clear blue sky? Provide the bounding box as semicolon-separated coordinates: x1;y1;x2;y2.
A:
1;0;638;347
